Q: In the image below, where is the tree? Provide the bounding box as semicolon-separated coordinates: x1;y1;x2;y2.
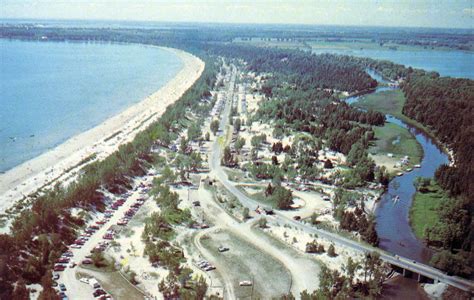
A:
272;142;284;154
343;256;360;286
323;159;333;169
243;207;250;220
179;138;188;154
250;147;258;161
159;166;177;184
92;251;106;268
204;132;210;141
430;250;472;277
234;118;241;132
362;218;379;246
235;137;245;153
272;186;293;210
265;183;274;196
38;271;59;300
271;155;279;165
187;123;202;141
258;218;268;228
210;120;219;135
194;275;208;300
221;146;234;166
310;212;318;225
12;278;29;300
327;244;337;257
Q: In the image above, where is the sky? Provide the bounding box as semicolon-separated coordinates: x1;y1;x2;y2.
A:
1;0;473;29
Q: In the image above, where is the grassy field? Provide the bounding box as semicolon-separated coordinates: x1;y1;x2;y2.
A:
201;229;291;298
409;182;449;240
356;90;405;116
354;90;434;136
236;185;278;208
370;122;422;170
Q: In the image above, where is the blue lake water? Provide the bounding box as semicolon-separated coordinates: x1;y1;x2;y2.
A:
312;47;474;79
0;40;183;172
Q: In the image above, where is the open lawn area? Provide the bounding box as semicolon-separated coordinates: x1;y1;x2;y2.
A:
354;90;434;137
369;122;422;173
201;229;291;298
355;90;405;116
409;182;450;240
236;185;277;208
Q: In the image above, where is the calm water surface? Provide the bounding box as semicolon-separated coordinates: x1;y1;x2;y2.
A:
313;47;474;79
0;40;183;172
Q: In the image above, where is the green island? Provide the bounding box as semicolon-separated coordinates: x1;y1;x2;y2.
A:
409;180;449;240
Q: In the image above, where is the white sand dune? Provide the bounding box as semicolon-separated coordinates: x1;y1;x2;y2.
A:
0;47;204;215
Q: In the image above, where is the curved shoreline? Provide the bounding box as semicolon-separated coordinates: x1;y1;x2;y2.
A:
0;46;204;215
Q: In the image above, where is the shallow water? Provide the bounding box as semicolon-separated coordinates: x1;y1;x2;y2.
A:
0;40;183;172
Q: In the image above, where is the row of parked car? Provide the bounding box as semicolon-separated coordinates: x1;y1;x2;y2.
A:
197;260;216;272
51;177;153;299
79;277;113;299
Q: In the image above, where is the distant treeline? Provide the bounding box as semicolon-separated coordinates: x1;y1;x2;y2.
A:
208;45;377;92
1;23;472;50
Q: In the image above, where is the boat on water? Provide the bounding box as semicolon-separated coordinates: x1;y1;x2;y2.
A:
414;164;421;168
406;168;413;172
397;172;403;176
392;195;400;202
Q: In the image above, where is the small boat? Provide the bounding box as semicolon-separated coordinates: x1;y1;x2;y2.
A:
397;172;403;176
392;195;400;202
406;168;412;172
414;164;421;168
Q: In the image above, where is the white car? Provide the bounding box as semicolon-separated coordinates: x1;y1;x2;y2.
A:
239;280;253;286
79;278;89;284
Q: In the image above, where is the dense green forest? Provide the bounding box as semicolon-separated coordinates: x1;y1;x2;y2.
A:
400;73;473;274
209;45;377;92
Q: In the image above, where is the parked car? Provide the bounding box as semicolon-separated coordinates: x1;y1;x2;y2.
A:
79;278;89;284
218;246;229;252
53;265;66;272
82;259;93;265
59;283;66;291
63;251;74;257
57;257;70;264
239;280;253;286
93;289;106;297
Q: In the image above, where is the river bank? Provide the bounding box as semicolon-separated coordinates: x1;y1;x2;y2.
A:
0;46;204;221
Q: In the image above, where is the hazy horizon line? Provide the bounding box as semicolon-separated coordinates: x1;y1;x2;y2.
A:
1;17;472;31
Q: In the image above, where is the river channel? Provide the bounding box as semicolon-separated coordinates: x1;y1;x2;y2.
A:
346;70;449;264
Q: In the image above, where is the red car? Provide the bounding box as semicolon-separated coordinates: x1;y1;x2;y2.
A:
54;265;66;271
103;234;114;240
57;257;70;264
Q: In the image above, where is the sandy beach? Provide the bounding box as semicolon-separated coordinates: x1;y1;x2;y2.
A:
0;46;204;215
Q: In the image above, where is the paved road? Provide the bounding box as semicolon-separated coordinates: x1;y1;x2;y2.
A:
208;66;474;294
